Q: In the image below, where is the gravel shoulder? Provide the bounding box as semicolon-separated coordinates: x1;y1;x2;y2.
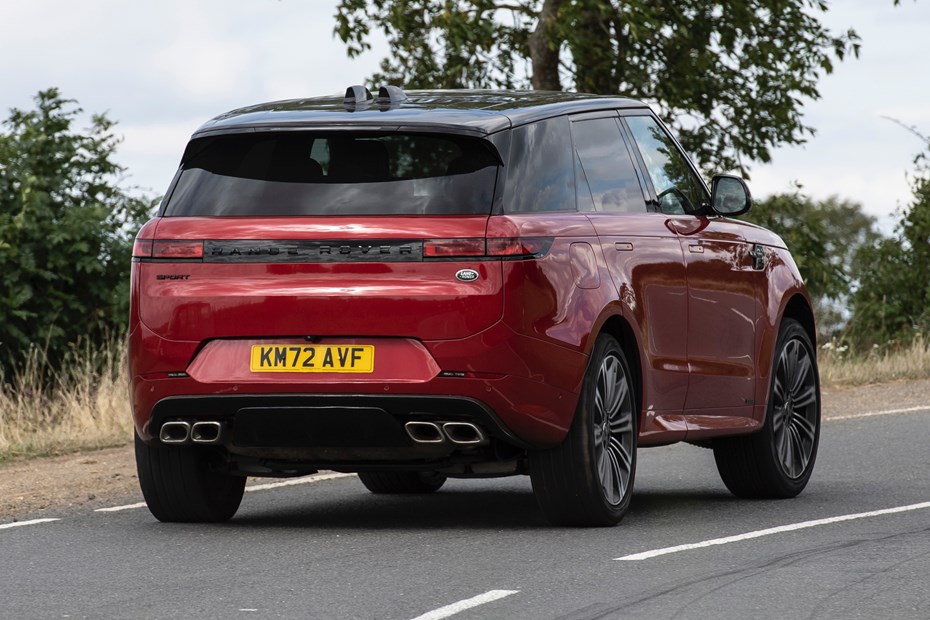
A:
3;378;928;520
1;445;139;518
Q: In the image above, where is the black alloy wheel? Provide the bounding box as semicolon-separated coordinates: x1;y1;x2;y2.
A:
771;334;819;478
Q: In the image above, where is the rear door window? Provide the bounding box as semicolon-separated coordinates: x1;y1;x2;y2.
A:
572;117;647;213
163;132;500;216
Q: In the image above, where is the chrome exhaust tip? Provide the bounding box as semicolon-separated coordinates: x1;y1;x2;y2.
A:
191;421;224;444
405;421;445;443
159;421;191;444
442;422;487;445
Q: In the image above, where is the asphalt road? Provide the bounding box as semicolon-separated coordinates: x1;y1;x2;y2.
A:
2;406;930;619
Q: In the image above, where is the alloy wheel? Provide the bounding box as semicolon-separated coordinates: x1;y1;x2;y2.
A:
592;353;635;505
771;338;819;478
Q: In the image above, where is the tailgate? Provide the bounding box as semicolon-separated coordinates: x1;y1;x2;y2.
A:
137;216;502;342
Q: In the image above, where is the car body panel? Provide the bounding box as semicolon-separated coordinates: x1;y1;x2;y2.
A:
585;212;690;411
671;216;758;416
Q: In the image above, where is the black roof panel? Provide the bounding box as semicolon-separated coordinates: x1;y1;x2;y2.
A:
192;90;649;138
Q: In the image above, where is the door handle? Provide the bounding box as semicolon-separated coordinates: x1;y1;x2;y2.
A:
615;242;633;252
688;244;704;254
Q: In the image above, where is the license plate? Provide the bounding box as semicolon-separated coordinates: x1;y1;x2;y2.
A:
249;345;374;373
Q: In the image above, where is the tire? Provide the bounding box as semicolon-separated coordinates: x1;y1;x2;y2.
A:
135;433;246;522
357;471;447;494
713;318;821;498
528;334;638;527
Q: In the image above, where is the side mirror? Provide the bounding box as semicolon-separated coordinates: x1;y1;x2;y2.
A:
710;174;752;216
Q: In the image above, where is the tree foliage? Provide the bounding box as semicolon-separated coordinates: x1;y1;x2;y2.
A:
0;89;155;372
745;192;880;338
333;0;887;173
850;133;930;346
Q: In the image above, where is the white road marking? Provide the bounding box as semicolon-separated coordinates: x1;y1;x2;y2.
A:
616;500;930;561
95;502;147;513
245;471;353;492
0;518;60;530
409;590;520;620
826;405;930;422
93;472;355;513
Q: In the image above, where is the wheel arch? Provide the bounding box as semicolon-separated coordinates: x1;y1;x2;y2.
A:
782;293;816;348
755;291;818;421
598;314;644;418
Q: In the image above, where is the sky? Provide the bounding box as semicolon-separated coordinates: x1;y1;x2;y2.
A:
1;0;928;232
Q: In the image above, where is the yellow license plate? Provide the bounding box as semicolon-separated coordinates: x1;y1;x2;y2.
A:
250;345;374;373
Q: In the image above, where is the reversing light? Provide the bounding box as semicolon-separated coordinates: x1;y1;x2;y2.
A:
423;238;486;257
487;237;552;258
152;240;204;259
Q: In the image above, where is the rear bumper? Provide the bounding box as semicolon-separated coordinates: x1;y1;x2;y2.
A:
149;393;527;448
129;319;589;449
132;373;578;450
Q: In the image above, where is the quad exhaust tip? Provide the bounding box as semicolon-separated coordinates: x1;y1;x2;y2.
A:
442;422;486;445
404;421;445;443
404;421;488;446
191;421;223;444
159;421;191;444
158;420;225;445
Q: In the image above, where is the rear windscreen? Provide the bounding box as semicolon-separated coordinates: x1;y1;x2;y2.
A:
162;132;500;216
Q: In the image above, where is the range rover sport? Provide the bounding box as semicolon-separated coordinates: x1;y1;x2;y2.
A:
129;86;821;526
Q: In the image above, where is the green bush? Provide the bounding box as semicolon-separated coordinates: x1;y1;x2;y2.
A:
0;89;156;375
850;163;930;346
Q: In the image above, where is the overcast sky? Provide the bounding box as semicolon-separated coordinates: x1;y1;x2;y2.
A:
2;1;928;231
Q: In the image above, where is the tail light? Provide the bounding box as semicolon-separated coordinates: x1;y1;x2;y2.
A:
153;240;203;259
134;240;204;259
132;239;153;258
423;238;486;257
487;237;552;258
424;237;552;259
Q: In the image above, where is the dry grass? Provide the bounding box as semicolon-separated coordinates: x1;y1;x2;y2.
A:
0;341;133;463
819;336;930;387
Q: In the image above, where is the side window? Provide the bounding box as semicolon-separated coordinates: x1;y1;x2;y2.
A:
626;116;708;215
572;117;647;213
503;117;575;213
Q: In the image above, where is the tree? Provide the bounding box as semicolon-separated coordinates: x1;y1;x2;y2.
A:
0;89;155;372
334;1;903;173
850;132;930;346
744;192;880;339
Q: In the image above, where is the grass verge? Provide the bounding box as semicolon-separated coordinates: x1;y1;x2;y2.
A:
0;341;133;463
819;336;930;387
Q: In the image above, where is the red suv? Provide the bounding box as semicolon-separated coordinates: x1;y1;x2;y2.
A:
129;87;820;526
